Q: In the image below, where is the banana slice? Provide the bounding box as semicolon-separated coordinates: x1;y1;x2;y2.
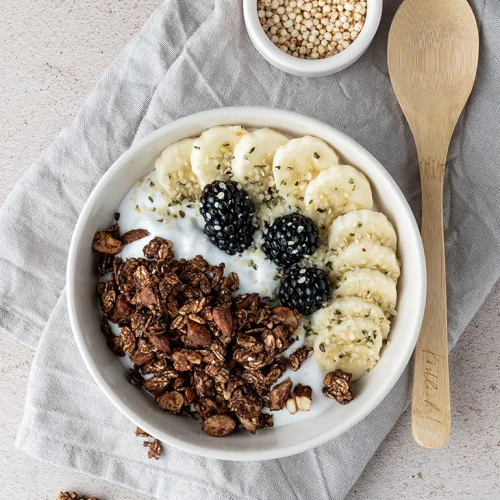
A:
328;210;397;251
231;128;289;201
334;269;397;315
322;297;390;339
272;136;339;208
191;126;248;187
155;138;201;201
304;165;373;229
332;241;400;282
312;316;383;380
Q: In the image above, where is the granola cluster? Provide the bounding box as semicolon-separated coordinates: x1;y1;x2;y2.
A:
135;427;162;459
322;369;354;405
57;493;100;500
94;224;314;437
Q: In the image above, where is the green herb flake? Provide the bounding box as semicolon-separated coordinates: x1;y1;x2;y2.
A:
334;309;342;315
148;196;154;203
193;145;200;150
150;181;155;187
348;178;354;184
216;164;221;170
249;260;258;271
308;200;313;205
249;147;255;154
313;152;320;159
157;218;164;223
222;143;230;147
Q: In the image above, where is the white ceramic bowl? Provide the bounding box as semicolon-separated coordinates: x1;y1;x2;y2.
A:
243;0;383;77
67;107;425;461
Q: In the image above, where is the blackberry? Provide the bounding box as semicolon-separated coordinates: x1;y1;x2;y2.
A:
279;266;332;315
200;181;256;255
262;213;320;267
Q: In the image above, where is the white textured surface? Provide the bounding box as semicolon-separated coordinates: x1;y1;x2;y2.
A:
0;1;498;499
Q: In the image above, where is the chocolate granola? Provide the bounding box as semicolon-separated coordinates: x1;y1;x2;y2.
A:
288;345;313;371
286;383;313;414
322;370;354;405
57;493;100;500
94;225;305;436
143;438;162;459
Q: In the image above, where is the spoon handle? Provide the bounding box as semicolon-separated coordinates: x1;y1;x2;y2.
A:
412;158;450;448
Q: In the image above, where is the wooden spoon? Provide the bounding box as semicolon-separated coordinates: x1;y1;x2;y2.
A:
387;0;479;448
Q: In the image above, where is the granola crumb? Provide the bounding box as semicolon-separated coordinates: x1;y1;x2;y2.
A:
143;438;162;460
269;378;293;411
57;493;101;500
288;346;313;371
135;426;150;438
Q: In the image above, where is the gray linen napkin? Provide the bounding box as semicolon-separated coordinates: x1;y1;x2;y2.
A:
2;0;500;498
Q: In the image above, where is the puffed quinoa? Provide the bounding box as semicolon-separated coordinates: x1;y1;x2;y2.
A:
258;0;366;59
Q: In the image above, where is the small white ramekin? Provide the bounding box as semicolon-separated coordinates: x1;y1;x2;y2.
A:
243;0;382;77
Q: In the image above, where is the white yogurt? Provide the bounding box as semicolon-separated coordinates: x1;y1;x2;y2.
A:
112;170;334;427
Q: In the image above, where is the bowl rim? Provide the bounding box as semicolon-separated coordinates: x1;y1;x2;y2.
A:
67;106;425;461
243;0;383;77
